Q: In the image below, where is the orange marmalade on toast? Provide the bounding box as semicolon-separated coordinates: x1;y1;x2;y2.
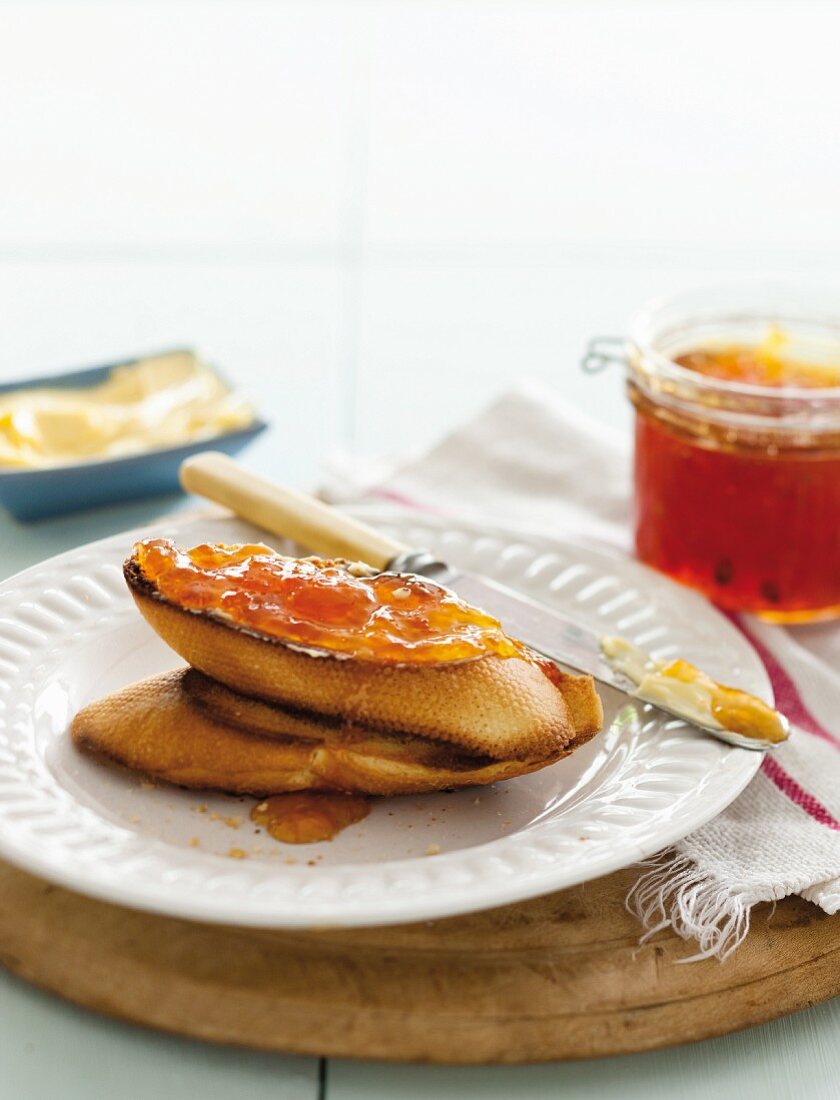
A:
134;539;524;664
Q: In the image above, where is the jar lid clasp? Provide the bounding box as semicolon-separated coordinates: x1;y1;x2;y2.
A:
581;336;627;374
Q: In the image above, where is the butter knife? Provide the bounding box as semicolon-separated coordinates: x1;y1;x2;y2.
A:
179;452;788;752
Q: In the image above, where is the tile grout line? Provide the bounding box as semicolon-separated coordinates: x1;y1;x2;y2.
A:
336;15;372;454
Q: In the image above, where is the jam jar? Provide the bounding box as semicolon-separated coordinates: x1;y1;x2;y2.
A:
601;285;840;622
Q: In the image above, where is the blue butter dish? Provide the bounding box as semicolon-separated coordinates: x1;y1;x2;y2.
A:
0;350;268;521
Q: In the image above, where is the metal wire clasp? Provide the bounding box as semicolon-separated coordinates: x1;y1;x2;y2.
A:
581;336;627;374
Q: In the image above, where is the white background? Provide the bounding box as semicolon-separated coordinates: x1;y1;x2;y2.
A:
0;3;839;1098
1;1;839;479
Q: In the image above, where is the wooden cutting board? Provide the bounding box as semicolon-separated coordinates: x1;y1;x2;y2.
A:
1;859;838;1064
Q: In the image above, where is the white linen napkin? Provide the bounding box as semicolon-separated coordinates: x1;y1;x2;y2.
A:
325;380;840;959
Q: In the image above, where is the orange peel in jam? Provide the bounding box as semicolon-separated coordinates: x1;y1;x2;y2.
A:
675;328;840;389
133;538;524;665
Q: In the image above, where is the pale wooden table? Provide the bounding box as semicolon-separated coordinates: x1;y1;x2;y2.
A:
1;1;839;1094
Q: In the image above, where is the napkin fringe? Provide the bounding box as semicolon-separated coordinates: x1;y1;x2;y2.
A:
627;849;754;962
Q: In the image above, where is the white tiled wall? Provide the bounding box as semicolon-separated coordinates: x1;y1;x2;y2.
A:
0;3;359;249
361;0;840;248
1;0;838;479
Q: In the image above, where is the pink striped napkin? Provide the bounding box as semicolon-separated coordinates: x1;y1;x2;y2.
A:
324;381;840;958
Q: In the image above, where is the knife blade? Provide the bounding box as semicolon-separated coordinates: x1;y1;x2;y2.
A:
386;549;622;688
179;452;787;751
384;549;787;751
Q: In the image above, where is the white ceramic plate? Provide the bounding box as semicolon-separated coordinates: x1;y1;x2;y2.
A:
0;509;765;928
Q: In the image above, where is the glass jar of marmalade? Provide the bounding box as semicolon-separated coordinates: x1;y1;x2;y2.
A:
622;286;840;622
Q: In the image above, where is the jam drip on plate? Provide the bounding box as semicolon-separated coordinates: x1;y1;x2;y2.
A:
135;539;525;665
251;792;370;844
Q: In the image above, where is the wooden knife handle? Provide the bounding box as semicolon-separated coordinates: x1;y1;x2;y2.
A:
179;452;411;570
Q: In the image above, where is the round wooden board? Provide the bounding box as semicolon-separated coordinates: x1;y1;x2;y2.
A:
1;859;838;1064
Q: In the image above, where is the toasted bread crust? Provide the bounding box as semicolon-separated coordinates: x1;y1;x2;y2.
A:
72;670;580;796
182;670;490;766
126;562;596;761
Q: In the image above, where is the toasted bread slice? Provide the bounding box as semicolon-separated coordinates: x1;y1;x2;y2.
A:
72;670;590;796
180;668;603;761
125;558;602;761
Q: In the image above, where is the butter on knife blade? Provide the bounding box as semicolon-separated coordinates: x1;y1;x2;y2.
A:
600;635;789;745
